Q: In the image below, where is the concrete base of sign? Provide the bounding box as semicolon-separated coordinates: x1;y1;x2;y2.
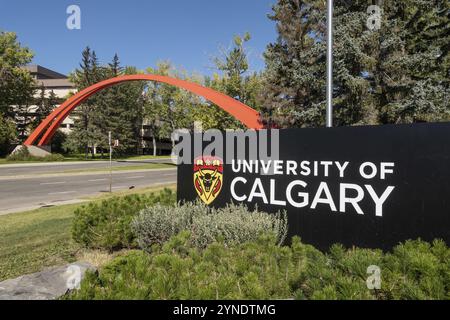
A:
11;145;52;157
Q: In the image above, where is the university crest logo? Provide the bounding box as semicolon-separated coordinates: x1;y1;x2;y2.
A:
193;156;223;205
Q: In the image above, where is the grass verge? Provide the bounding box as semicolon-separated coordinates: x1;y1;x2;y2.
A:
0;184;176;281
61;163;174;174
0;155;171;165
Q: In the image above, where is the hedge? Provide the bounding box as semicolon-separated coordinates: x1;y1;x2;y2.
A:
65;233;449;300
71;188;176;251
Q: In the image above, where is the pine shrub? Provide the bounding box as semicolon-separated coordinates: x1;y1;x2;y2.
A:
66;232;304;300
65;234;449;300
71;188;176;251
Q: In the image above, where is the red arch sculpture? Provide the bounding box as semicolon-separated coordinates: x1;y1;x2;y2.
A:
24;74;263;146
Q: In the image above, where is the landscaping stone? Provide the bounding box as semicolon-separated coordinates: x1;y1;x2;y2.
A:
0;262;95;300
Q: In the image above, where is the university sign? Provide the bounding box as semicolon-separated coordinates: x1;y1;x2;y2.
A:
177;122;450;250
25;75;449;250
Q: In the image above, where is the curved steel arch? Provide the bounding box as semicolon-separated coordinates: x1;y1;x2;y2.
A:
24;74;263;146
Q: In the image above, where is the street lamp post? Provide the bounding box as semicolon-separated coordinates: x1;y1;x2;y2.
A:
109;131;112;193
326;0;333;128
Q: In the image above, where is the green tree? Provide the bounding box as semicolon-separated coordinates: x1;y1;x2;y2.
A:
98;56;145;155
65;47;106;157
144;62;183;155
261;0;449;128
0;31;35;145
0;31;35;116
374;0;450;123
207;33;263;130
0;113;16;156
32;85;57;129
66;50;145;156
14;99;34;142
260;0;331;127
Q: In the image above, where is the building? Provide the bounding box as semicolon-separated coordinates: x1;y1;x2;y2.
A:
22;65;76;135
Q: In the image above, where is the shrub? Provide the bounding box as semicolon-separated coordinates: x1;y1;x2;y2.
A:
189;204;287;248
296;239;449;300
131;202;207;247
65;232;304;300
6;146;65;162
71;188;176;251
131;202;288;250
381;239;450;299
65;234;449;300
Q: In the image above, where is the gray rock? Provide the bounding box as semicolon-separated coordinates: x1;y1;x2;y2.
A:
0;262;96;300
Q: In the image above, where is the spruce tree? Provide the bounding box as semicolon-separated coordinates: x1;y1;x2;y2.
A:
96;55;144;155
374;0;450;123
65;47;105;157
32;85;55;129
261;0;449;127
260;0;327;128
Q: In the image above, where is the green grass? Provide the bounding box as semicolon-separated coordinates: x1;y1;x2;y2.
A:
63;154;171;162
0;204;80;280
61;163;174;174
0;158;47;165
117;155;172;161
0;185;176;281
0;154;171;165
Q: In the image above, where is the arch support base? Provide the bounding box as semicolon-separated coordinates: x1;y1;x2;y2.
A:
11;145;52;158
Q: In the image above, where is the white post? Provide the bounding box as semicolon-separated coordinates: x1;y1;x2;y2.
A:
326;0;334;128
109;131;112;193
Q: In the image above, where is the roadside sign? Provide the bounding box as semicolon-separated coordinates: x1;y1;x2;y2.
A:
177;123;450;250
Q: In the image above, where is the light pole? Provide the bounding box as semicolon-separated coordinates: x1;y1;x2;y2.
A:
326;0;333;128
108;131;112;193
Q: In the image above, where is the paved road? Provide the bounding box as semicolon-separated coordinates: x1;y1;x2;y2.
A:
0;158;173;177
0;161;177;214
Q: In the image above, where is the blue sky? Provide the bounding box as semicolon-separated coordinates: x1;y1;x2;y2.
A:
0;0;278;76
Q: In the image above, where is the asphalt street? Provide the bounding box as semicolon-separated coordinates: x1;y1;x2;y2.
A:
0;158;173;177
0;160;177;214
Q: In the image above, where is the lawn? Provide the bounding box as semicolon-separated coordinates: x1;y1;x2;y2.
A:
0;185;176;281
63;154;172;162
0;154;171;165
61;162;175;174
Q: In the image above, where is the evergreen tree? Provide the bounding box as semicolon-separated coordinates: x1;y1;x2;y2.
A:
65;49;144;156
98;56;145;155
261;0;449;127
206;33;263;130
32;85;56;129
65;47;106;157
374;0;450;123
14;100;34;142
260;0;326;128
